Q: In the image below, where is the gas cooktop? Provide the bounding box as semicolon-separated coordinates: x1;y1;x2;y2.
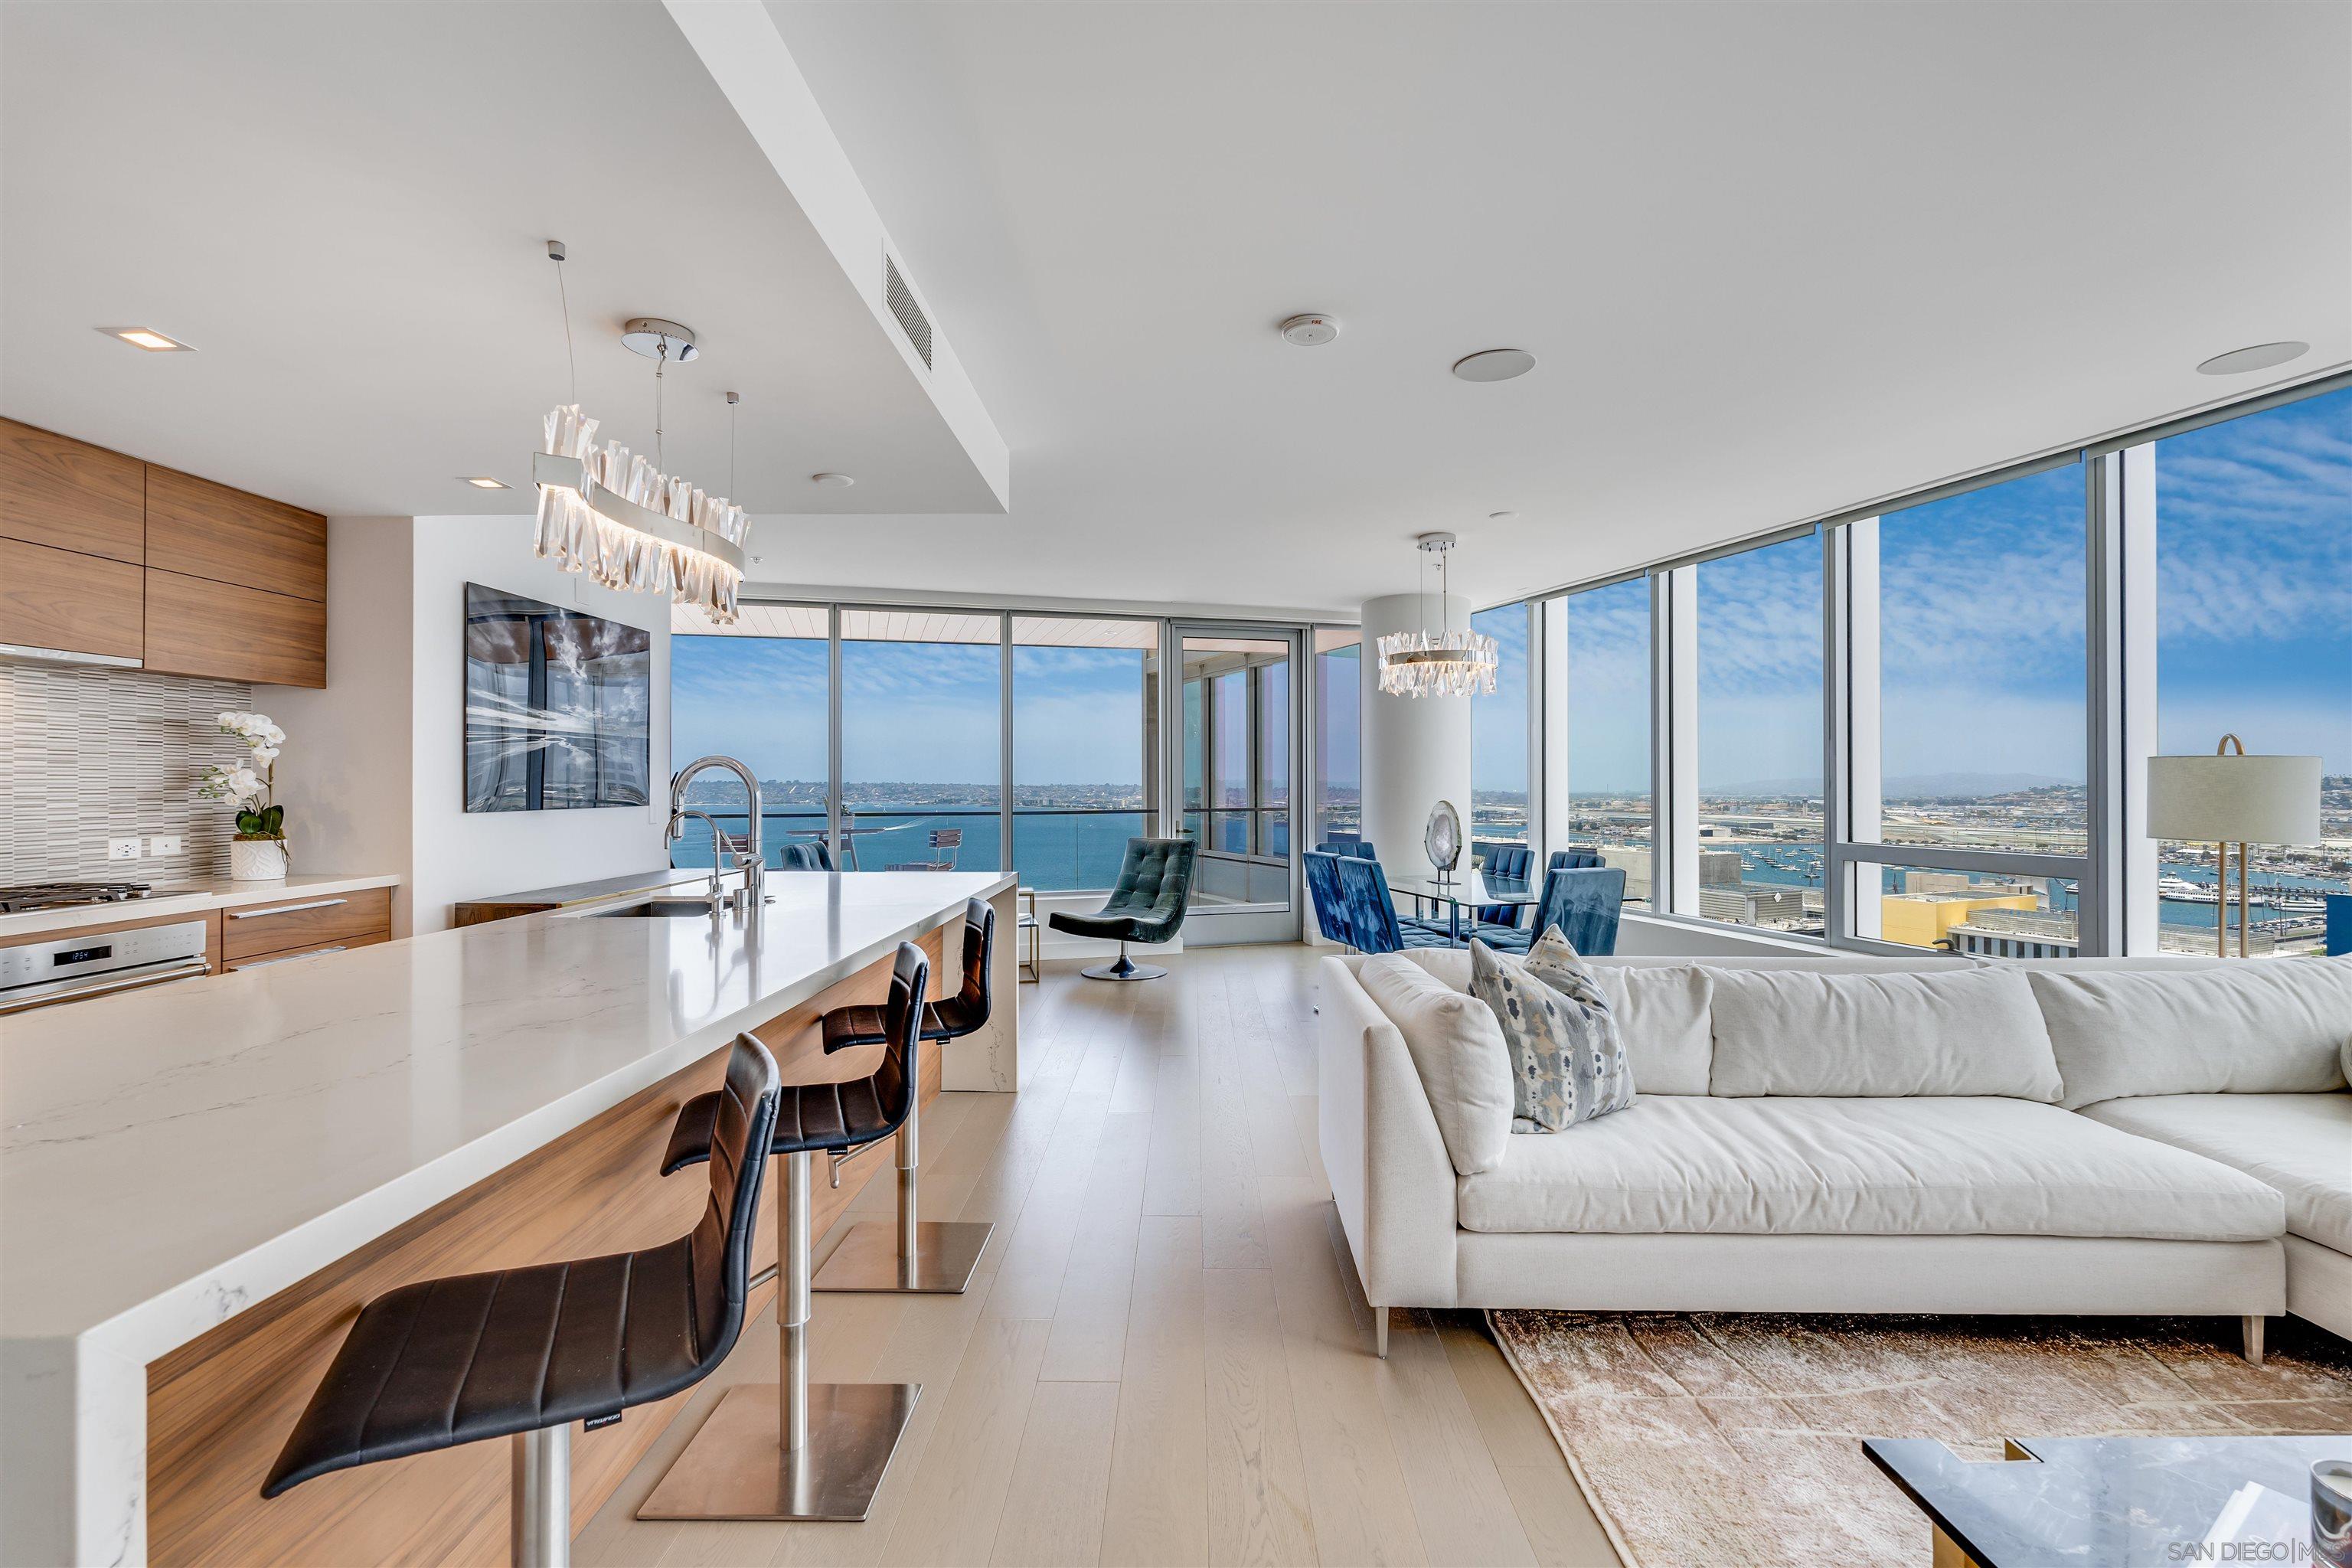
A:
0;881;155;914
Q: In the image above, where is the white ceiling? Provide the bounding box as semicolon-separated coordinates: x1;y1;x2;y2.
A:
757;0;2351;612
0;2;1001;523
5;3;2347;619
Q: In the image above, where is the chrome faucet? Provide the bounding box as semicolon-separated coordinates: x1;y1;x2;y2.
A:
671;811;734;908
668;755;766;909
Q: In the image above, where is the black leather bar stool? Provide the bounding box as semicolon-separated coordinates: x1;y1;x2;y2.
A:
260;1035;782;1568
636;943;930;1523
812;896;998;1295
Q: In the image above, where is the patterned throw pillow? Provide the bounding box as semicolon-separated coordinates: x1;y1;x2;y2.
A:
1468;929;1635;1132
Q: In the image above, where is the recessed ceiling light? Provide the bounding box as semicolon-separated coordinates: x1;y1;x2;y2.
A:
2195;341;2308;376
1488;510;1518;521
810;472;855;488
100;326;194;352
462;476;509;489
1279;313;1340;347
1452;348;1534;382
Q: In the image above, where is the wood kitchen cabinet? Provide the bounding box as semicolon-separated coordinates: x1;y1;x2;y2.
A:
0;419;327;685
143;567;326;686
145;465;325;602
0;417;145;564
1;535;144;662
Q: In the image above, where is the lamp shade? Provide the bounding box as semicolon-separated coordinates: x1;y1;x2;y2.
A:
2146;753;2322;844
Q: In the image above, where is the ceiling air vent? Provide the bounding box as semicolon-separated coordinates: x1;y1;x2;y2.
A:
884;254;933;370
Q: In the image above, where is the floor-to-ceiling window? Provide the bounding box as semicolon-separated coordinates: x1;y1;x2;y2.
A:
1011;616;1155;891
1556;578;1653;908
1179;633;1294;910
1312;629;1361;848
1842;460;2092;952
2145;382;2351;958
1692;535;1825;933
669;604;829;866
1470;603;1529;847
840;609;1003;874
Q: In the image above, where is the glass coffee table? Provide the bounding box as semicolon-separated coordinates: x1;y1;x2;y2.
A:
1383;869;1539;945
1864;1433;2350;1567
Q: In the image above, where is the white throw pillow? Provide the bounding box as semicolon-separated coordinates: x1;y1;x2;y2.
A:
1586;965;1715;1095
1357;954;1515;1174
2027;956;2352;1109
1708;966;2064;1099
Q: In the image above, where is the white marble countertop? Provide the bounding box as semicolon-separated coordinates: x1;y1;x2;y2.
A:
0;871;403;942
2;868;1008;1350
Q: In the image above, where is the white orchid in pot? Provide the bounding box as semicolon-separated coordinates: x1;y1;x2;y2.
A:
200;710;290;880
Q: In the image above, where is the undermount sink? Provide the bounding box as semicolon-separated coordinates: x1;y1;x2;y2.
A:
592;897;727;918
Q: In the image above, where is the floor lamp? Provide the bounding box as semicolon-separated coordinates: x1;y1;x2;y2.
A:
2146;736;2322;957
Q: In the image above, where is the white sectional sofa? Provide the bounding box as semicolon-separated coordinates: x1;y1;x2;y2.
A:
1315;949;2352;1361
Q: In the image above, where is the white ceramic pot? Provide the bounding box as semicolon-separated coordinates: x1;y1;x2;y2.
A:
230;837;289;881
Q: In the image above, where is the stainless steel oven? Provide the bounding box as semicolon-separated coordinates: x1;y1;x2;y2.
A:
0;919;210;1014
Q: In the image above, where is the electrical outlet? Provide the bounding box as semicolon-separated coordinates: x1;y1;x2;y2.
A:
107;836;143;861
149;835;185;857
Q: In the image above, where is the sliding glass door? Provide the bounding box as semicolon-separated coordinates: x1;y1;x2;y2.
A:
1170;626;1301;943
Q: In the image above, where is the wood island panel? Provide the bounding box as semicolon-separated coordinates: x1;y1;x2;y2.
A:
146;926;948;1567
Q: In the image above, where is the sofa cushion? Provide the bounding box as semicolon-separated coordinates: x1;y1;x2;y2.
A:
2078;1093;2352;1255
1588;965;1714;1096
1708;967;2064;1099
1454;1096;2284;1242
1357;955;1514;1176
1405;949;1715;1096
1470;936;1635;1132
2026;959;2352;1109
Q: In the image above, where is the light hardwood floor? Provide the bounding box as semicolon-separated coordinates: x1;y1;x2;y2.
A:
580;943;1621;1568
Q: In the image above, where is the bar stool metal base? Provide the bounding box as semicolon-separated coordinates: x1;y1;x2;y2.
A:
813;1218;992;1294
1080;946;1165;982
635;1381;919;1522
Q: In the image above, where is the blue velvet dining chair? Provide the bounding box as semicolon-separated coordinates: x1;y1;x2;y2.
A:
1304;851;1354;948
779;840;835;871
1548;848;1605;872
1537;865;1627;956
1334;856;1454;953
1316;838;1378;861
1480;865;1627;956
1475;842;1534;926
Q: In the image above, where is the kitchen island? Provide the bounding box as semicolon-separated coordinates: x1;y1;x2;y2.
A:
1;869;1017;1567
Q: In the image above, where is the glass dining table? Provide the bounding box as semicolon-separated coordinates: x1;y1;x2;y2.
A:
1386;868;1540;946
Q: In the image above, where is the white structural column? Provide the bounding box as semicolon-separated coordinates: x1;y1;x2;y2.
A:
1359;593;1474;876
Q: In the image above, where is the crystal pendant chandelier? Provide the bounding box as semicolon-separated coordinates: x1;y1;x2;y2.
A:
1377;531;1498;698
529;242;750;623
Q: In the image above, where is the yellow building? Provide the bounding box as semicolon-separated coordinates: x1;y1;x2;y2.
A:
1880;891;2040;949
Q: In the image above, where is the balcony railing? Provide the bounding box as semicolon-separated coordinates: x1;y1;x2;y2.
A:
668;804;1153;892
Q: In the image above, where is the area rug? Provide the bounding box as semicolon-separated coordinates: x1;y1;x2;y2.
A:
1485;1310;2352;1568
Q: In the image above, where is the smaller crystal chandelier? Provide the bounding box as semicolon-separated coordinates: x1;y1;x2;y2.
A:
529;242;750;622
1377;531;1498;699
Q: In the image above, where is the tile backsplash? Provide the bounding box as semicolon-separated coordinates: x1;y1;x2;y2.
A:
0;663;255;883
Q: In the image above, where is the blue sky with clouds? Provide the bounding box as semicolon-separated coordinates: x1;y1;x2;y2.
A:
1549;384;2350;792
678;387;2347;799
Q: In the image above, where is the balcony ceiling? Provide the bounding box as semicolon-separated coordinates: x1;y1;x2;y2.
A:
756;0;2350;613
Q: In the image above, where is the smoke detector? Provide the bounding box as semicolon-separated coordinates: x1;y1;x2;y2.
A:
1279;313;1340;347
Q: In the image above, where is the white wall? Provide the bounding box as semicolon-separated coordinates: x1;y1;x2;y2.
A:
264;514;673;935
1614;910;1828;958
1358;592;1473;881
407;516;671;931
